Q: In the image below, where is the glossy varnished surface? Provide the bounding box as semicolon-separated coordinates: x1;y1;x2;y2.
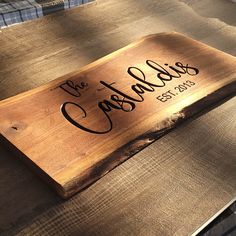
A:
0;0;236;235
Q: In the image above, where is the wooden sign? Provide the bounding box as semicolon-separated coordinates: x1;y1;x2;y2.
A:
0;33;235;198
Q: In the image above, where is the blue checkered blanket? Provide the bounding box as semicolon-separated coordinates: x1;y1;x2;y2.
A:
0;0;94;28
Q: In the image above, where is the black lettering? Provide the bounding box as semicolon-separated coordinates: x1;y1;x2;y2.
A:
146;60;174;81
110;95;136;112
175;62;199;75
100;80;143;102
61;102;112;134
59;80;88;97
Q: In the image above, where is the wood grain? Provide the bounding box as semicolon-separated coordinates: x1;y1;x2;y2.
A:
0;32;235;198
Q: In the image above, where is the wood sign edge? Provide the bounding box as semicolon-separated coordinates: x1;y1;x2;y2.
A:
63;82;236;198
0;32;236;198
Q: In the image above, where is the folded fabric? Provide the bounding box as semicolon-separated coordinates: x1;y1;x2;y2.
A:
0;0;94;28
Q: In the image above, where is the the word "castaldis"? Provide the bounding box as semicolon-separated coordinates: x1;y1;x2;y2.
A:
59;60;199;134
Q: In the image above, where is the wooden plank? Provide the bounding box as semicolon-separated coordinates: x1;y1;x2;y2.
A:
0;32;235;198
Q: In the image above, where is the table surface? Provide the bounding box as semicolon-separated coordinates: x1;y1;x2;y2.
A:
0;0;236;235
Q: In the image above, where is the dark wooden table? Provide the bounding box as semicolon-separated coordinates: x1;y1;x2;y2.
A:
0;0;236;235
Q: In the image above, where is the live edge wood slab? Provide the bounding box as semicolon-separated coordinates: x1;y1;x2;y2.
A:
0;32;235;199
